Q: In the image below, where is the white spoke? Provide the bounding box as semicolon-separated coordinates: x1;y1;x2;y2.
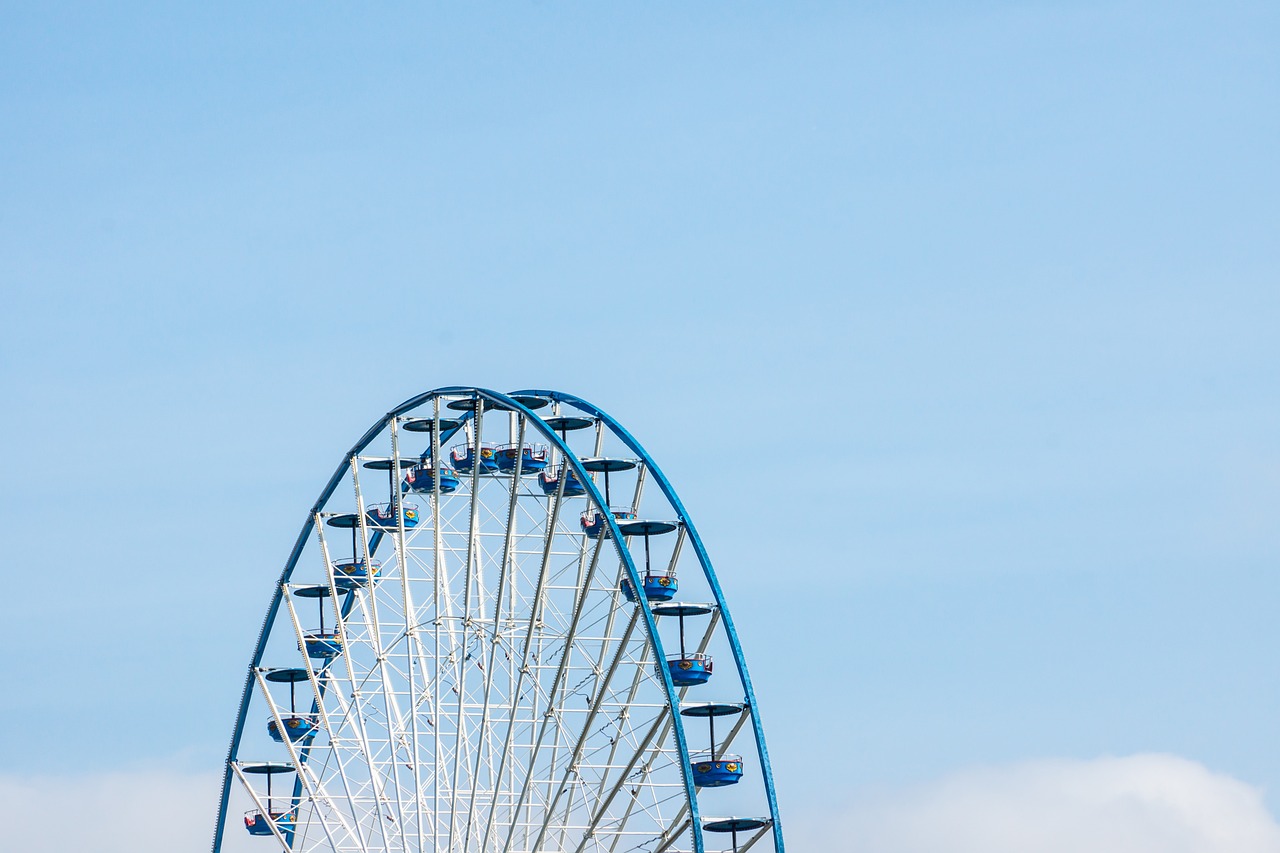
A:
215;389;781;853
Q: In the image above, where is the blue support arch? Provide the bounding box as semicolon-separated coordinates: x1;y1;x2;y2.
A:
514;389;786;853
212;386;782;853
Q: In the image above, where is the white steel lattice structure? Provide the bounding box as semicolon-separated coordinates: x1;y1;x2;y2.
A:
212;388;783;853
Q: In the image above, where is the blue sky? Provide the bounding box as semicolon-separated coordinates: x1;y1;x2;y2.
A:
2;2;1278;850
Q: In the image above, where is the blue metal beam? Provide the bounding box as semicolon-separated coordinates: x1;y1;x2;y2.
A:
212;387;779;853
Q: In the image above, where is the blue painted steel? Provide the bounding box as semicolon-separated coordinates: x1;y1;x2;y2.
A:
665;653;713;686
537;467;586;496
580;507;637;539
404;463;460;494
213;386;779;853
283;589;359;849
211;398;396;853
244;810;296;836
263;668;309;683
466;389;706;853
213;387;691;850
621;571;679;602
450;442;498;474
512;389;786;853
301;632;342;659
243;813;272;836
690;754;745;787
330;558;381;585
494;443;549;474
267;715;318;743
364;502;419;529
704;817;770;833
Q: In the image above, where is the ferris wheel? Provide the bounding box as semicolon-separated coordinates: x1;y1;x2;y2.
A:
211;387;783;853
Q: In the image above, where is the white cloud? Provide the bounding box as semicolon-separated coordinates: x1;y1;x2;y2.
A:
0;768;251;853
4;754;1277;853
795;754;1280;853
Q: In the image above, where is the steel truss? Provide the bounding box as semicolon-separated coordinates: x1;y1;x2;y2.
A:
212;388;783;853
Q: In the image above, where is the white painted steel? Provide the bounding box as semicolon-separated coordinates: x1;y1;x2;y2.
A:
231;399;696;853
219;390;786;853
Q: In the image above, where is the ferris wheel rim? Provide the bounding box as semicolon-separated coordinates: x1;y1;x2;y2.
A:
510;389;785;853
212;386;782;853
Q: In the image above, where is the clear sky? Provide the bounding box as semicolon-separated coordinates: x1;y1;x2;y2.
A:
1;2;1278;851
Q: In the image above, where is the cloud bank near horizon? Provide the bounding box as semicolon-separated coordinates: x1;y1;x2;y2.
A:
1;754;1276;853
796;754;1280;853
0;768;258;853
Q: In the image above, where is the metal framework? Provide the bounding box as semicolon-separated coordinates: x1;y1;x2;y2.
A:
211;387;783;853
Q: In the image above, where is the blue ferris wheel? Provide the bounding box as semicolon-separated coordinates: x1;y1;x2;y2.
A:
212;387;784;853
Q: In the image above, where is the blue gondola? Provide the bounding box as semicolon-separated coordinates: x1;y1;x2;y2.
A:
405;463;460;494
451;443;498;474
301;631;342;659
293;587;341;658
539;468;586;497
244;810;296;836
621;570;678;602
240;762;296;837
619;519;681;602
652;602;714;686
494;443;549;474
263;668;315;747
690;753;745;787
365;502;419;529
663;652;713;687
580;508;637;539
331;558;381;585
579;457;637;506
680;702;745;786
267;714;318;743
